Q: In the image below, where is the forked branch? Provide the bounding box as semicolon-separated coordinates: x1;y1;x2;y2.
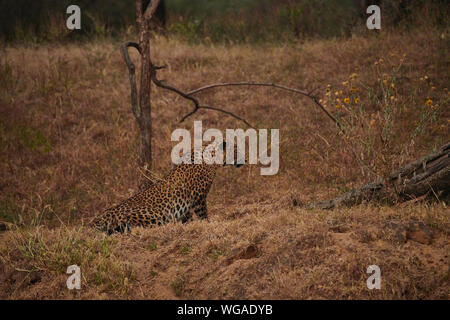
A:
121;40;344;132
120;41;141;121
187;82;344;132
150;68;344;132
143;0;162;20
150;65;254;127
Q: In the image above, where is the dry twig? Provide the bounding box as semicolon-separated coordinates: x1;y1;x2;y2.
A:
149;68;345;132
187;81;344;132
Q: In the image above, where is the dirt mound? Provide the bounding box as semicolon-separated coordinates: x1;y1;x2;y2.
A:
1;203;448;299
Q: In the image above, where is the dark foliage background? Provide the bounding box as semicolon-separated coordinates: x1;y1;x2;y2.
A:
1;0;448;43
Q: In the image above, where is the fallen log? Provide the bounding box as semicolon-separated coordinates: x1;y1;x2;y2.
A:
308;142;450;210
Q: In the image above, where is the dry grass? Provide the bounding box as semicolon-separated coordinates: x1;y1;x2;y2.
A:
0;29;449;299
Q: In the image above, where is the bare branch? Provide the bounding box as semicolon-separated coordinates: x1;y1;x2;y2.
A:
136;0;143;19
180;105;254;128
150;66;254;128
150;66;200;109
120;41;142;121
188;82;345;133
151;69;343;131
144;0;162;20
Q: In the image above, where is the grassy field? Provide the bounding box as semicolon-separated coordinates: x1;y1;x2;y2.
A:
0;28;449;299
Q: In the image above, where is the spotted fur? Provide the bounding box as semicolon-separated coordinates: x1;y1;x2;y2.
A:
91;142;242;234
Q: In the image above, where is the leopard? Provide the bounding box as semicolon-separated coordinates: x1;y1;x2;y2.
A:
91;141;243;234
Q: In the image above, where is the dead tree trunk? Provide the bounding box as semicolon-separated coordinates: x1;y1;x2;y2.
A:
136;1;153;168
390;142;450;198
121;0;342;171
309;142;450;209
121;0;161;168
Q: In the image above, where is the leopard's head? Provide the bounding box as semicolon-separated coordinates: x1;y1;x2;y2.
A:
217;141;245;168
174;140;246;168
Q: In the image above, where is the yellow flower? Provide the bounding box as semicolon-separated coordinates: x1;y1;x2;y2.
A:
335;91;340;96
354;98;359;104
336;104;342;109
425;98;433;106
344;98;350;104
